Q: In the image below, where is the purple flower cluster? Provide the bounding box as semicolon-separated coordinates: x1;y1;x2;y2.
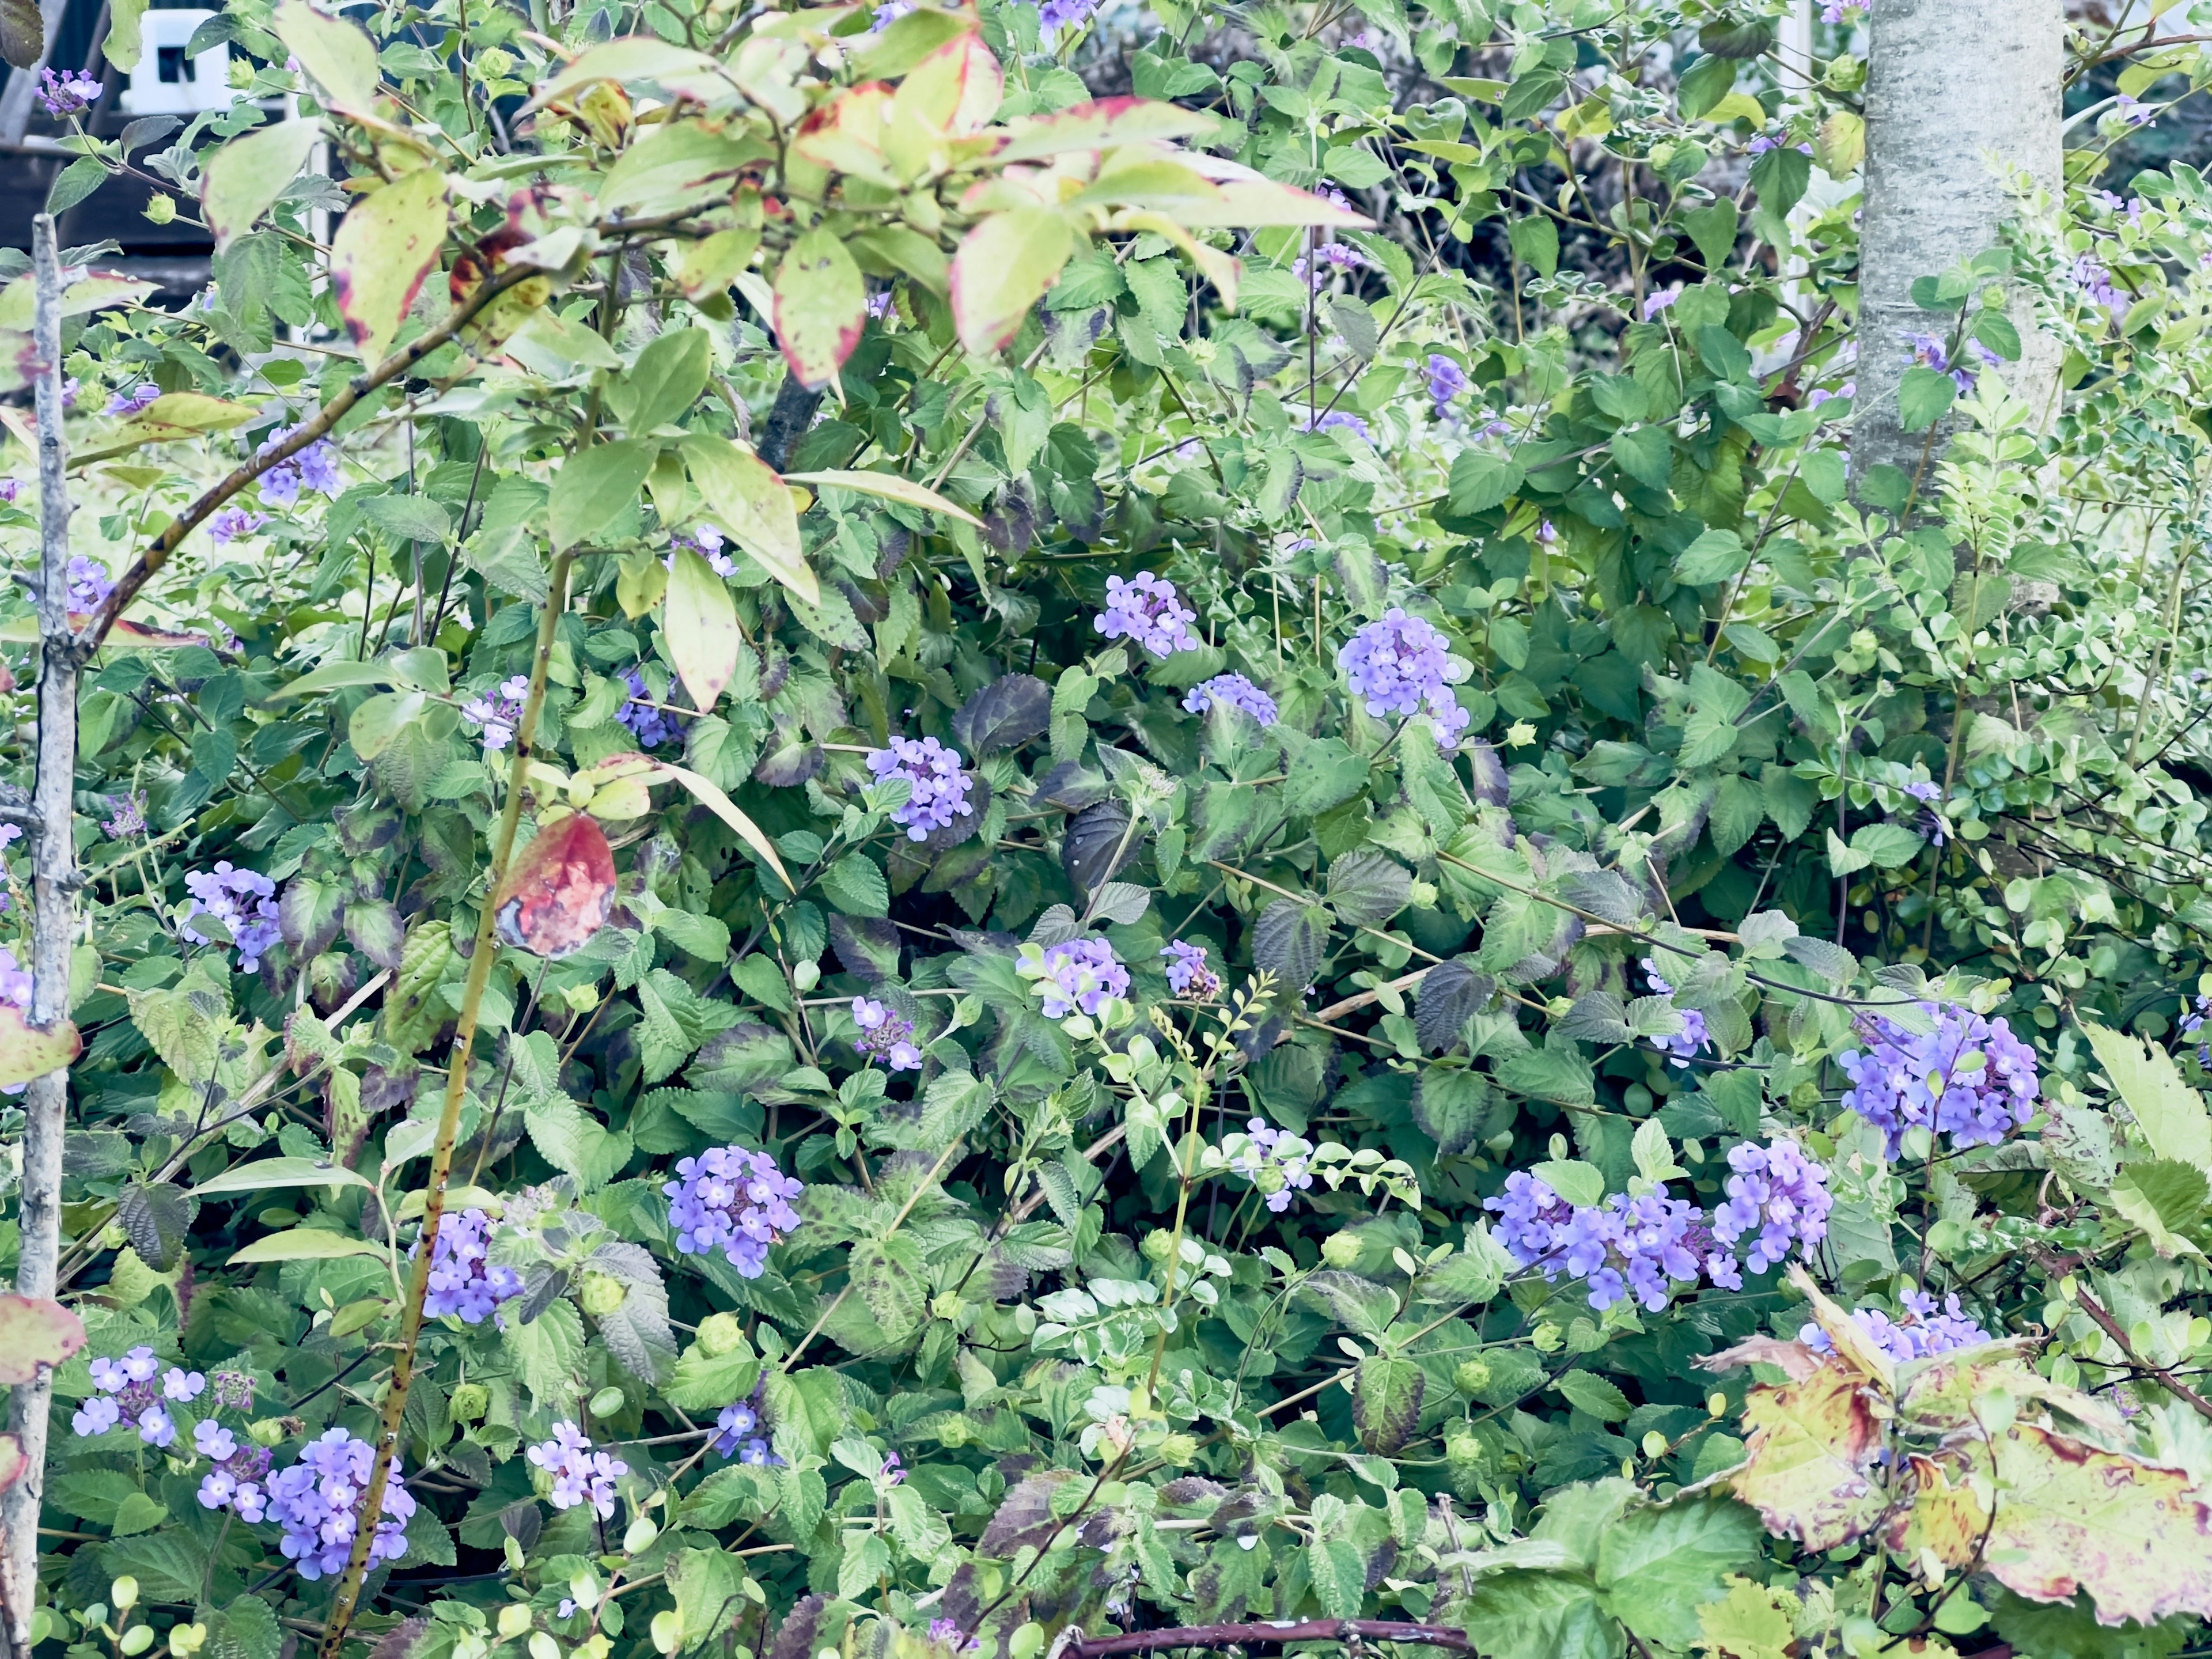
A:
1642;290;1679;321
1339;608;1469;744
104;384;159;416
1908;332;1999;393
1303;408;1374;444
866;736;975;841
104;792;146;839
1709;1139;1834;1276
462;675;531;753
1291;242;1375;291
669;524;736;579
1094;573;1199;659
73;1348;204;1445
1803;1287;1991;1363
1836;1004;2041;1158
1641;958;1711;1067
710;1380;775;1463
2183;994;2211;1068
2074;255;2129;326
66;557;113;610
257;425;343;508
617;669;683;748
264;1427;415;1579
1183;673;1278;725
528;1421;628;1520
195;1431;274;1522
1425;354;1468;412
38;68;100;118
664;1145;804;1277
210;506;266;545
1025;937;1130;1020
927;1621;981;1653
1033;0;1100;32
1229;1118;1316;1213
181;861;282;971
853;997;922;1070
418;1208;523;1324
1820;0;1866;19
1162;940;1219;999
1486;1140;1832;1312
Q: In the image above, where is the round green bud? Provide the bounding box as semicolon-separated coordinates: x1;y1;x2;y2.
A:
1139;1229;1175;1263
580;1272;628;1316
1320;1233;1363;1269
696;1312;744;1357
1454;1358;1491;1397
449;1382;489;1423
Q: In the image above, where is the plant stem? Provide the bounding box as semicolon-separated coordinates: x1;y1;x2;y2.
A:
2;213;82;1659
314;544;577;1659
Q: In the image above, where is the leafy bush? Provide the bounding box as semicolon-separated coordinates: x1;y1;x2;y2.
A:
10;2;2212;1659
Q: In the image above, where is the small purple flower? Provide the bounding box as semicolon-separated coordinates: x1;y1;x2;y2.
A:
1820;0;1866;18
137;1406;177;1448
194;1419;237;1461
2074;255;2130;326
1291;241;1376;291
1908;331;1981;392
1181;673;1277;725
264;1427;411;1577
1425;353;1468;412
71;1395;120;1437
104;384;159;416
163;1366;206;1402
866;736;975;840
871;0;914;27
182;861;281;971
1095;573;1199;659
709;1387;774;1463
67;556;113;610
1229;1118;1315;1213
1339;608;1469;744
1023;937;1130;1020
211;1370;255;1411
37;68;101;118
1802;1287;1991;1361
1641;957;1711;1067
927;1621;980;1652
1035;0;1099;31
668;524;736;579
416;1207;523;1324
209;506;266;545
0;480;18;505
256;424;343;507
853;997;923;1070
616;669;684;747
461;675;530;754
1161;940;1219;999
528;1421;629;1520
1642;290;1679;320
664;1144;804;1277
1304;409;1373;444
1806;382;1857;407
2113;94;2155;127
1837;1004;2040;1158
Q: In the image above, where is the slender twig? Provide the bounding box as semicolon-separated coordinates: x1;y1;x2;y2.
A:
1069;1623;1472;1657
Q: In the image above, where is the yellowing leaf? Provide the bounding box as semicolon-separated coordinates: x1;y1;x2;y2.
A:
991;96;1209;164
1920;1423;2212;1626
201;121;321;253
0;1005;79;1085
522;36;723;113
782;469;983;526
1727;1361;1885;1551
0;1294;86;1383
331;168;449;366
1692;1577;1800;1659
951;207;1073;354
2085;1021;2212;1173
599;121;767;221
271;0;380;115
664;547;741;714
679;435;815;604
891;32;1002;141
771;227;867;391
228;1229;387;1264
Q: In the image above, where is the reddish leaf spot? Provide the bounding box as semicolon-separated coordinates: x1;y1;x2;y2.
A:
0;1294;86;1385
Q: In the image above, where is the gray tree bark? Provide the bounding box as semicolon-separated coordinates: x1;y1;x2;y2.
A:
0;0;75;144
2;213;80;1659
1854;0;2064;489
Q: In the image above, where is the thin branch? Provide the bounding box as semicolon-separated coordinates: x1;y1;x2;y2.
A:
1068;1620;1472;1657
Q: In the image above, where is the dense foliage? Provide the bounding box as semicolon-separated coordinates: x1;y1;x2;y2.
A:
17;1;2212;1657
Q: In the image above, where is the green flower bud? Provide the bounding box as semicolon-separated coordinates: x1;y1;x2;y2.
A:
1454;1358;1491;1397
696;1312;744;1357
1321;1233;1363;1269
580;1272;627;1316
449;1382;489;1423
1140;1229;1174;1263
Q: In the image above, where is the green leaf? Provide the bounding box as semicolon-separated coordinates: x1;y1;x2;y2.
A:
600;123;763;222
1554;1369;1631;1422
272;0;380;112
613;326;713;435
1676;53;1736;119
349;690;431;761
679;434;816;604
1972;307;2023;362
200;122;320;253
1675;529;1747;585
1897;363;1959;433
2111;1160;2209;1257
2084;1022;2212;1174
550;438;656;552
952;207;1075;354
192;1156;377;1198
1507;214;1559;278
1679;199;1738;269
502;1294;585;1411
1284;736;1369;815
47;158;108;217
668;1548;746;1647
1594;1495;1762;1649
1449;449;1525;516
819;854;891;918
1458;1573;1613;1659
329;167;447;367
1849;821;1924;869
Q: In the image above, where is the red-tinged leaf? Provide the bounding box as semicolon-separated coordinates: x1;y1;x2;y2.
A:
202;120;321;253
0;1005;79;1086
771;226;866;390
331;168;449;367
791;83;896;183
493;812;616;959
0;1294;87;1383
1;0;43;73
520;36;723;113
951;207;1073;355
993;97;1209;164
891;33;1001;140
665;547;741;714
0;1432;22;1491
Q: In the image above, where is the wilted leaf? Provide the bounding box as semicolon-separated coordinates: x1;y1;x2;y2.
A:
953;675;1051;754
493;812;617;959
0;1004;79;1084
1728;1361;1885;1551
330;167;447;367
0;1294;86;1382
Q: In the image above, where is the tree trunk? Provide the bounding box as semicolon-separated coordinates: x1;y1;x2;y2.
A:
1854;0;2064;488
0;0;76;143
2;213;81;1659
